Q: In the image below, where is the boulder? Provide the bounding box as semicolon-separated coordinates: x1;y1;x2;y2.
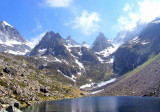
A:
3;67;17;76
0;72;3;76
40;88;48;93
6;106;13;112
14;103;19;109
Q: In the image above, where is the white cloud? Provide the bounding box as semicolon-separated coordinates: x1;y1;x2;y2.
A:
117;12;139;30
117;0;160;31
138;0;160;22
68;10;100;35
30;32;46;47
33;19;42;32
41;0;73;8
123;3;132;12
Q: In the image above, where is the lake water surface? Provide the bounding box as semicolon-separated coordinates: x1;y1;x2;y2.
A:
22;96;160;112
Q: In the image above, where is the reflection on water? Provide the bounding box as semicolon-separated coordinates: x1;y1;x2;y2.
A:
22;96;160;112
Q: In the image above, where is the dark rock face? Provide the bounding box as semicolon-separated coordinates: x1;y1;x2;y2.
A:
29;32;81;77
3;67;17;76
81;47;99;63
6;106;13;112
44;33;73;61
0;72;3;76
113;18;160;75
92;32;113;52
30;31;73;61
0;21;32;55
29;31;55;56
40;88;48;93
14;103;20;109
113;45;147;75
66;36;79;45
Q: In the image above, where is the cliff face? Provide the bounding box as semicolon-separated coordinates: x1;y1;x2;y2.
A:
113;18;160;75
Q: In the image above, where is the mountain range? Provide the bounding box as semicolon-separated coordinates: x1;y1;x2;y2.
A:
1;18;160;81
1;19;160;83
1;18;160;111
0;20;120;86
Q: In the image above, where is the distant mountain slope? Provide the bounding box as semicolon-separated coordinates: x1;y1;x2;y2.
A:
0;21;32;55
113;18;160;75
113;23;147;44
97;53;160;97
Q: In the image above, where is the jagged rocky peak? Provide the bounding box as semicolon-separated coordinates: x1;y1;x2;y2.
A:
82;41;87;45
39;31;55;46
0;20;14;28
38;31;65;46
92;32;113;52
29;31;67;56
29;31;55;56
0;20;32;55
0;20;27;42
82;41;90;48
66;35;79;45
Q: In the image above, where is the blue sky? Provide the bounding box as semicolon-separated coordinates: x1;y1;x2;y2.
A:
1;0;160;45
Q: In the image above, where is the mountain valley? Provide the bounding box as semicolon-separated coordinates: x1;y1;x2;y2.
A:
1;18;160;111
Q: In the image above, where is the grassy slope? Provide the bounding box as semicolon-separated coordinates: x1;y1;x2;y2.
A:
96;53;160;97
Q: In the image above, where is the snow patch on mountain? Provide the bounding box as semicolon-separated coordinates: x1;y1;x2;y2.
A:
152;20;160;24
62;59;69;65
80;78;117;89
57;69;76;82
141;41;150;45
80;83;95;89
64;44;72;52
38;48;47;53
1;21;13;28
54;57;62;63
4;49;29;55
129;36;140;44
77;72;82;76
108;58;114;63
82;43;90;48
95;46;118;57
75;59;84;70
96;78;116;87
0;39;30;47
97;56;104;63
90;89;104;94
